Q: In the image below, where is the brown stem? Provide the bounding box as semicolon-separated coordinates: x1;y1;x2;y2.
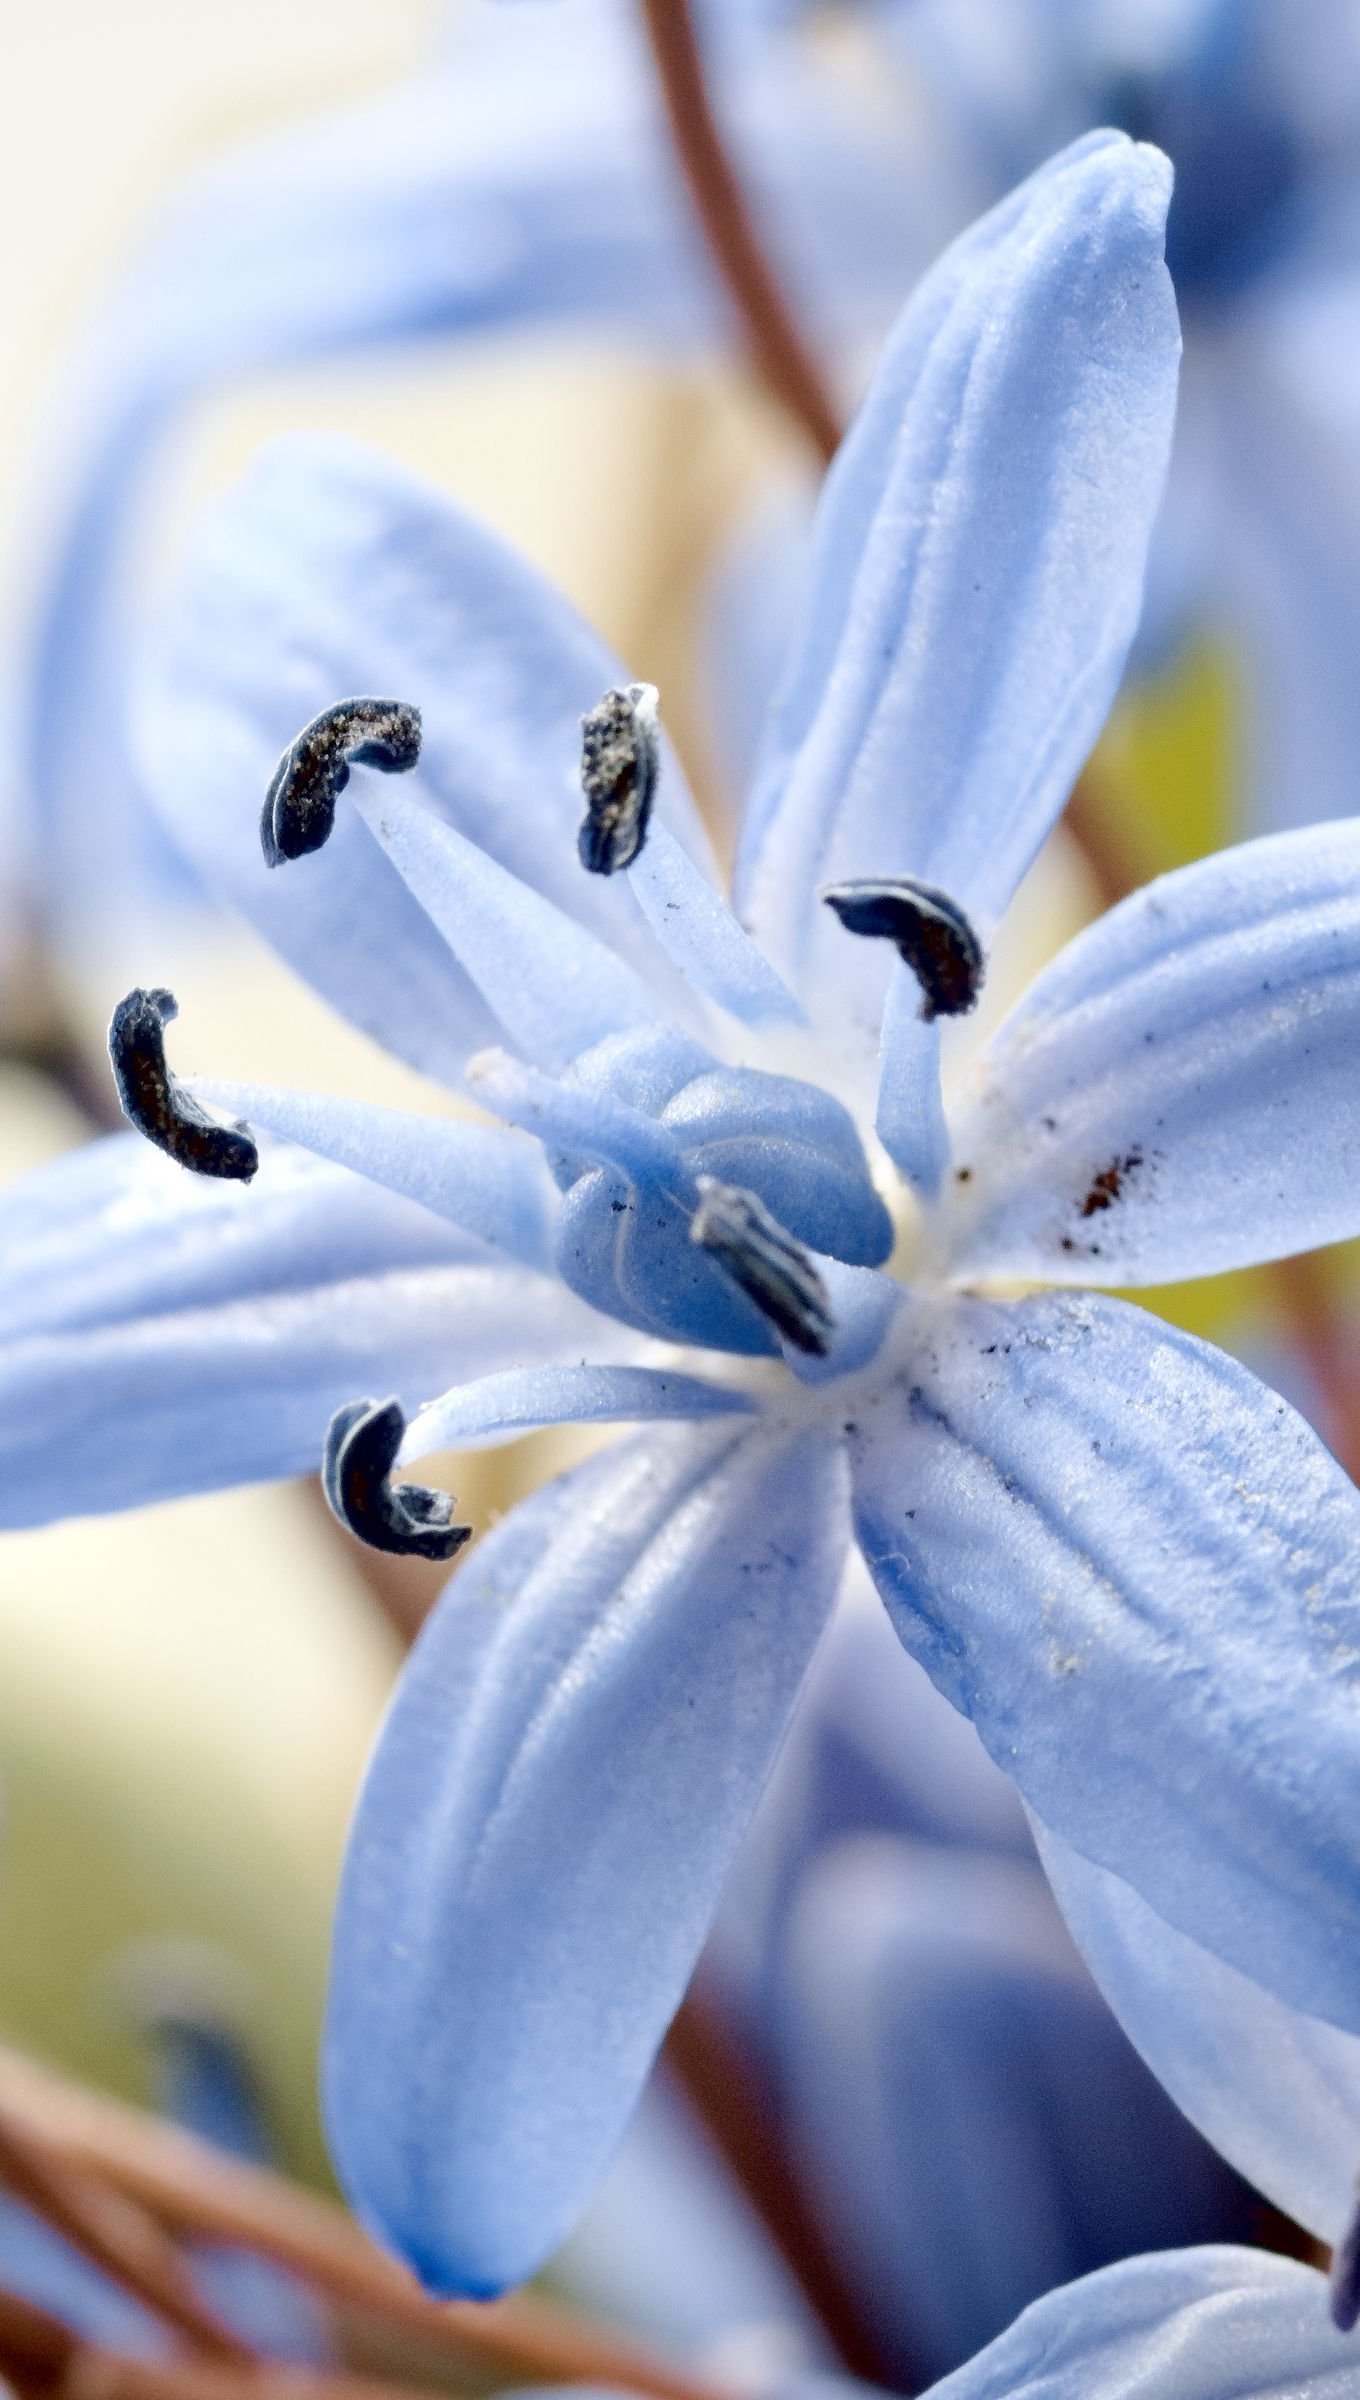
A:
0;2103;249;2363
635;0;842;465
0;2051;724;2400
0;2280;448;2400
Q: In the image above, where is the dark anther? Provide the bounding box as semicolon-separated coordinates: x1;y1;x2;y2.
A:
821;878;985;1019
691;1175;834;1357
323;1397;472;1562
108;988;257;1181
578;680;659;874
261;698;422;867
1331;2185;1360;2331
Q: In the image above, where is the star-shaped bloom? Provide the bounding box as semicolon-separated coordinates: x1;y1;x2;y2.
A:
8;130;1360;2302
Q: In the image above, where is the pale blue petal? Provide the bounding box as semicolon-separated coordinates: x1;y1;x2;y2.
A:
851;1288;1360;2033
0;1133;470;1346
737;132;1179;1067
923;2248;1354;2400
777;1838;1249;2384
1034;1816;1360;2249
400;1363;757;1461
0;1133;623;1524
135;436;708;1083
189;1080;557;1268
324;1416;850;2295
627;826;803;1030
349;780;666;1070
946;820;1360;1286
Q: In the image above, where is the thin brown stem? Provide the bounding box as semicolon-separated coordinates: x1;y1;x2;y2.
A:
0;2103;249;2363
0;2051;725;2400
636;0;842;465
0;2280;447;2400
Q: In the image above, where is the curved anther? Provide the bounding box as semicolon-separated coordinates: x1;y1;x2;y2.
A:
108;988;257;1181
578;681;659;874
323;1397;472;1562
691;1175;833;1357
821;877;985;1019
261;699;422;867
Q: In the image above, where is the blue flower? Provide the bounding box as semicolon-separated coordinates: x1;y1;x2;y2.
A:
6;130;1360;2299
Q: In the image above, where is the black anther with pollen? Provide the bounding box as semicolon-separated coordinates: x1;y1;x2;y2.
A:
821;877;985;1019
261;699;422;867
578;682;659;874
323;1397;472;1562
691;1176;834;1357
109;988;258;1181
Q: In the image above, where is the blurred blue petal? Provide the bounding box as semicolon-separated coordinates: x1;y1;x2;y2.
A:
147;2016;331;2365
555;2068;826;2378
1212;270;1360;836
776;1837;1250;2384
737;132;1178;1073
1035;1816;1360;2250
851;1288;1360;2033
0;2196;168;2355
946;820;1360;1285
324;1418;849;2296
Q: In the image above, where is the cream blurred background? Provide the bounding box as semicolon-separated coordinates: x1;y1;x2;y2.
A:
0;0;787;2184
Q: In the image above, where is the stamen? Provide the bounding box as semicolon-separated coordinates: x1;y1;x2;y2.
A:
323;1397;472;1562
108;989;257;1181
1331;2182;1360;2331
691;1175;834;1357
821;878;985;1019
578;682;660;874
261;699;422;867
